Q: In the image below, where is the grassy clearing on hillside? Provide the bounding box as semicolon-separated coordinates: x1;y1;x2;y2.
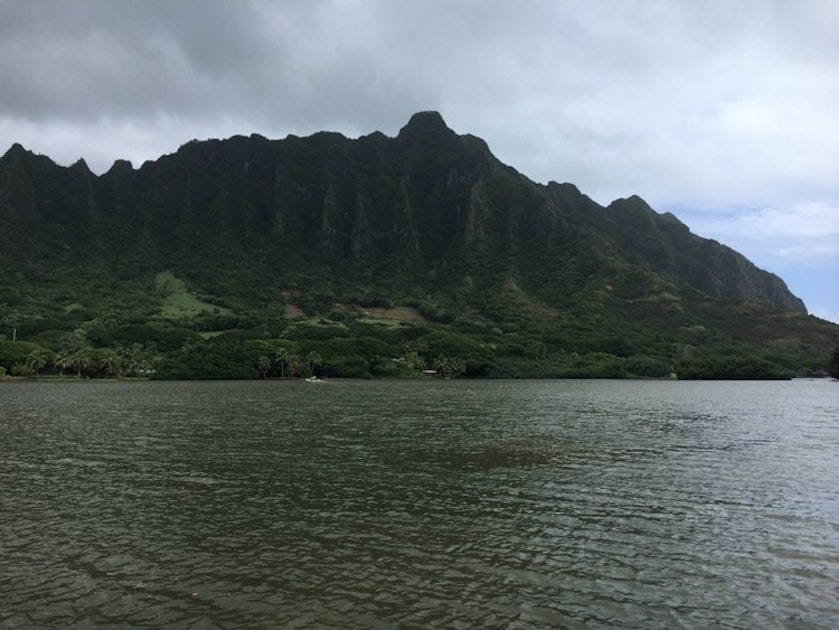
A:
281;289;307;318
154;271;232;319
362;306;427;324
197;331;227;339
284;304;307;318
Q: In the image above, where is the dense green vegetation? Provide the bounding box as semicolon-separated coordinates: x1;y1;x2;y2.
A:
829;345;839;379
0;262;832;381
1;112;837;380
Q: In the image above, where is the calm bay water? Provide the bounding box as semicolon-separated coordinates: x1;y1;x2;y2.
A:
1;378;838;628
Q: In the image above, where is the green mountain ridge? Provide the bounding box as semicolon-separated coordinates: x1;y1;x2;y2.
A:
1;111;836;379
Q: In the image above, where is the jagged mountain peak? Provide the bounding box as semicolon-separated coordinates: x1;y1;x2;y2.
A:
105;159;134;175
0;113;812;318
70;157;91;173
607;194;654;211
1;142;42;166
3;142;29;158
397;110;457;141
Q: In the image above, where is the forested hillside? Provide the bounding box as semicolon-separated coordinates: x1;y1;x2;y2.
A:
1;112;836;380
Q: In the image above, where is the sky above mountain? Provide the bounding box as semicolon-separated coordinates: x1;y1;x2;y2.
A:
2;0;837;322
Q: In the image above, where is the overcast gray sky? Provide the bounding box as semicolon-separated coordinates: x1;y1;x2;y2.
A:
2;0;837;322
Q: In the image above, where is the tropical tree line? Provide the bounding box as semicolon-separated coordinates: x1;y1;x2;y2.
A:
255;349;322;379
2;311;832;381
3;342;160;379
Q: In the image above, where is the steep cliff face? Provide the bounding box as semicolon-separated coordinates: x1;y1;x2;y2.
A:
0;112;807;314
597;195;806;312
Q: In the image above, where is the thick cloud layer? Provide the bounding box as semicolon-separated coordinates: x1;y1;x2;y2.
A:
1;0;837;320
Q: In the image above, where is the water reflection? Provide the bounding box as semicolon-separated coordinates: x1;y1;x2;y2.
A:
1;379;837;627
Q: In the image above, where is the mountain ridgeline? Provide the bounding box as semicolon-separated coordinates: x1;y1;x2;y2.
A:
1;111;836;379
0;111;804;310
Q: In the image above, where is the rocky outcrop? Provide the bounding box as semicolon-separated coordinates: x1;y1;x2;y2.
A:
0;113;807;314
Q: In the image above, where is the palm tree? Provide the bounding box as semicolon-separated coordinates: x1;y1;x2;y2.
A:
257;355;271;379
432;354;464;379
26;348;53;380
274;348;290;378
449;358;466;379
305;351;323;377
432;353;450;377
400;340;428;371
69;349;92;378
53;352;71;379
135;343;161;377
53;333;83;379
1;316;17;342
404;350;425;372
287;354;302;378
119;343;144;377
98;349;123;379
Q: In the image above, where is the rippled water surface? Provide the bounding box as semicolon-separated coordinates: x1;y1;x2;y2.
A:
1;379;838;628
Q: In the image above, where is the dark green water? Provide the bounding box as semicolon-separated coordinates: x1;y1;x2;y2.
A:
1;379;837;628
